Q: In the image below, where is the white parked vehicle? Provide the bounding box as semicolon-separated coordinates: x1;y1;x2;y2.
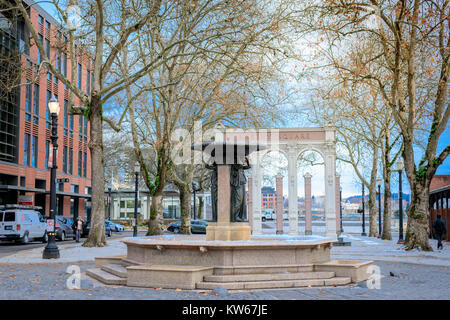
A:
261;211;275;222
0;205;48;244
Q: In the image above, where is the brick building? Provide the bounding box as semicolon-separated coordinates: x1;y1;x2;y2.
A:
0;1;92;219
429;175;449;241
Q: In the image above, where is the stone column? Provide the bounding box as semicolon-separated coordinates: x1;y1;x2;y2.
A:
275;174;284;234
252;158;262;235
323;146;337;239
335;173;341;235
248;176;253;232
304;172;312;235
287;148;299;235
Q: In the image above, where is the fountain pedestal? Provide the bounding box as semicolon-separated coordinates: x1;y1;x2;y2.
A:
206;164;251;241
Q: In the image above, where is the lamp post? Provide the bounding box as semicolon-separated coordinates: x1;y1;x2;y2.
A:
133;162;139;237
339;186;343;233
107;183;112;221
361;183;366;236
397;159;404;244
43;96;60;259
377;178;382;237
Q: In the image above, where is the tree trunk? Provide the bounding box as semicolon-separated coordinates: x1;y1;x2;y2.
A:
382;168;392;240
368;145;379;237
404;185;432;251
368;183;378;237
147;192;164;235
178;185;192;234
197;196;204;220
83;96;106;247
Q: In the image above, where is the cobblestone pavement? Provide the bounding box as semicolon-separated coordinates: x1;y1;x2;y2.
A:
0;261;448;300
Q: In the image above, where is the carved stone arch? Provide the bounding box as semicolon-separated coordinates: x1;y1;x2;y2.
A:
296;145;326;162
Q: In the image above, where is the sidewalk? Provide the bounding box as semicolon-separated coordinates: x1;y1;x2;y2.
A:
332;234;450;267
0;238;127;264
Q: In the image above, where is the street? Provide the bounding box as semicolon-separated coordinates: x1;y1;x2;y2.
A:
0;230;147;259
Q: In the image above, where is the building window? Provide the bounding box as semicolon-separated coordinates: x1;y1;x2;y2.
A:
64;100;68;136
86;71;90;95
62;53;67;77
19;21;29;56
45;21;50;30
38;15;44;24
69;148;73;175
78;150;82;176
24;133;30;166
45;38;50;58
33;84;39;124
78;115;83;141
56;50;61;71
37;34;43;64
83;152;87;177
25;81;32;121
45;140;50;169
84;116;88;140
77;63;82;90
63;145;68;173
31;136;37;167
69;114;74;138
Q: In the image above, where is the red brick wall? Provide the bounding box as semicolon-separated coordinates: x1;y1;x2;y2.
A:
0;5;92;218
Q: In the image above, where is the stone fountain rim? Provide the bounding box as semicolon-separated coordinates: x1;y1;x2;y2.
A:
121;237;334;249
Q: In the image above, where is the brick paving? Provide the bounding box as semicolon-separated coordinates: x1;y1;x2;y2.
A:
0;261;448;300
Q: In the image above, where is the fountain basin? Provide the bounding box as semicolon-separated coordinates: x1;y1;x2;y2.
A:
89;235;373;289
122;235;333;271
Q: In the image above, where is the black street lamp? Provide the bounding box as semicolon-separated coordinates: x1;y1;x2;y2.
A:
192;182;201;220
107;183;112;221
43;96;60;259
361;183;367;236
133;163;140;237
397;159;404;244
339;186;343;233
377;178;382;237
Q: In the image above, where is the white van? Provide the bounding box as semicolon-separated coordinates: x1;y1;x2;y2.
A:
0;205;48;244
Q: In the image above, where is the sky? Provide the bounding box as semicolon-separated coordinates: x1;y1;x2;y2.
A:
36;1;449;200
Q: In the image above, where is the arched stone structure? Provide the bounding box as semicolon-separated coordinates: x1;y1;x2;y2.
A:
216;125;337;239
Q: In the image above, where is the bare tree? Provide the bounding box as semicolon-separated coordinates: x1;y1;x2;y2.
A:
298;0;449;250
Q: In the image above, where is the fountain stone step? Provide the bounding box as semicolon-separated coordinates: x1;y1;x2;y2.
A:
204;271;336;283
86;268;127;285
196;276;351;290
213;264;314;275
126;265;214;290
101;264;128;278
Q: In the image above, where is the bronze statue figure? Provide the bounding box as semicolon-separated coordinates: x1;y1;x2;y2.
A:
207;158;250;223
230;160;251;222
206;164;218;222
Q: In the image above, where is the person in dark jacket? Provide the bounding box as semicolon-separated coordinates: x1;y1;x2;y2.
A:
432;214;447;250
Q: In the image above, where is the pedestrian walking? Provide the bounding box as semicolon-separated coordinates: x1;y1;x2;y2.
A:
432;214;447;250
75;217;83;243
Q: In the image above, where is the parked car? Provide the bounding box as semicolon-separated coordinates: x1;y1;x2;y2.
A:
261;211;275;222
81;221;112;238
191;220;208;234
105;220;125;232
0;205;48;244
53;216;76;241
167;220;208;234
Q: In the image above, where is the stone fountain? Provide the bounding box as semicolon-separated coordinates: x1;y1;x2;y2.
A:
87;141;373;290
